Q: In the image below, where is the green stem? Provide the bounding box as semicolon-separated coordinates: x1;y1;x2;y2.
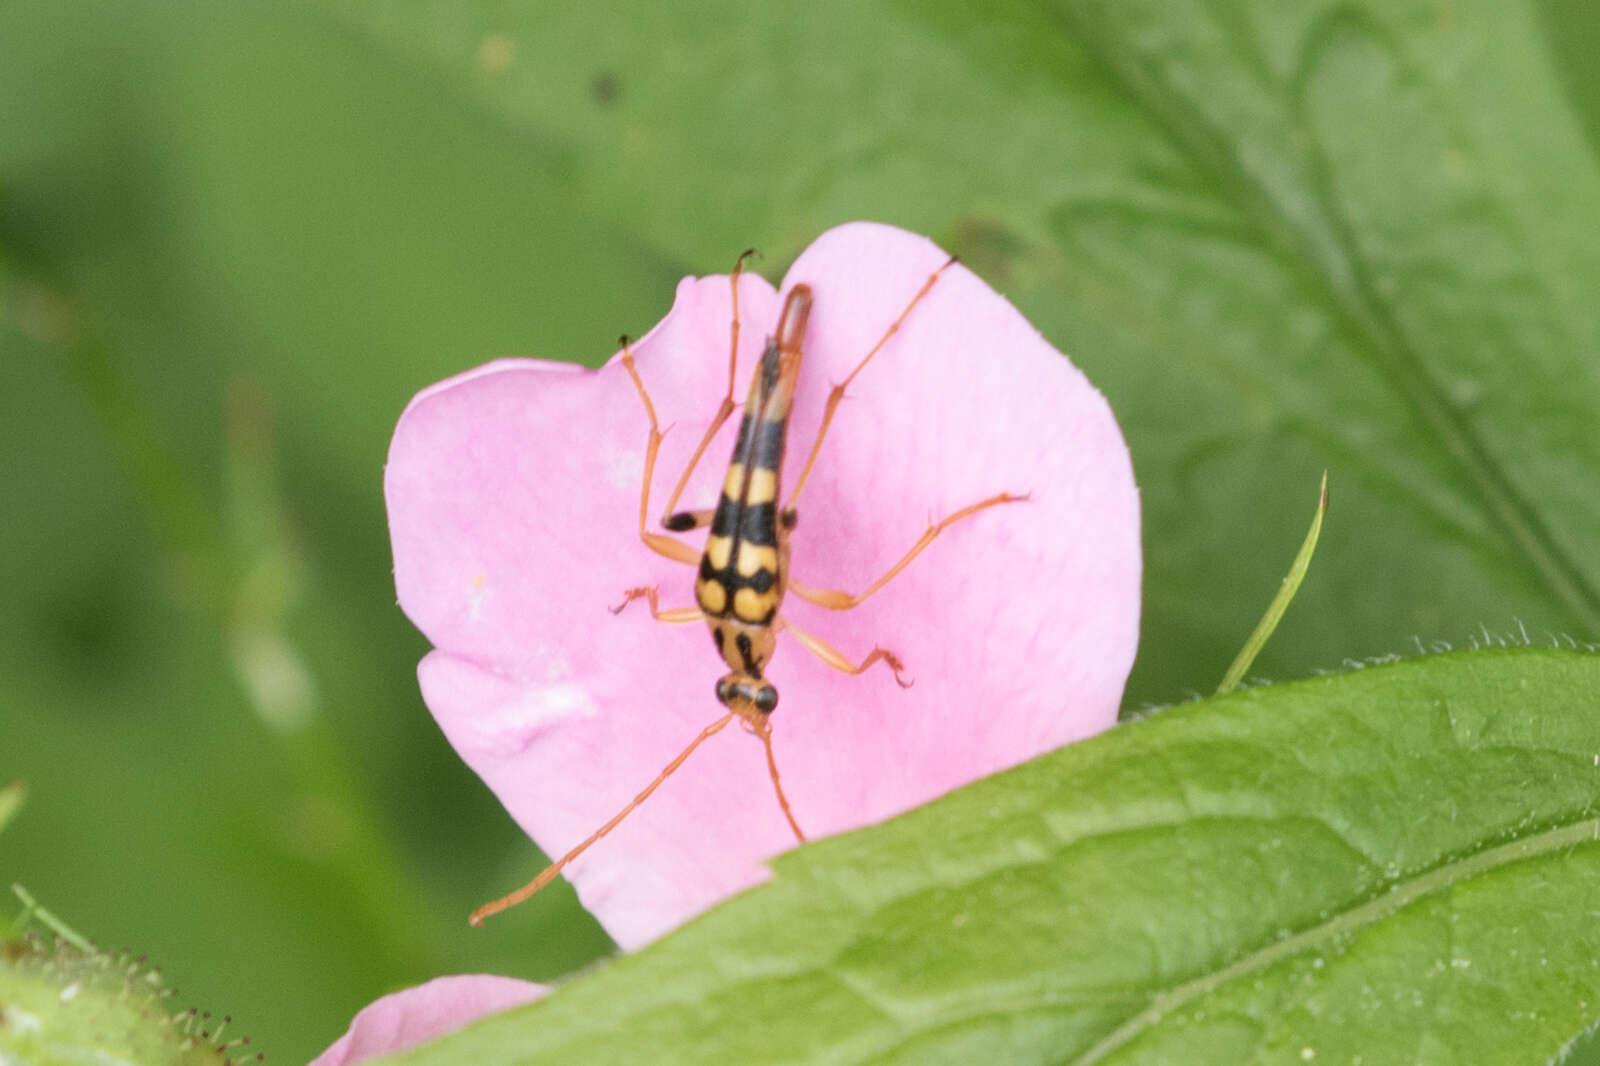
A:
11;884;95;952
1217;471;1329;695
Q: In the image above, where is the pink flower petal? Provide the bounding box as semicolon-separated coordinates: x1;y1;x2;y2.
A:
386;221;1141;949
308;975;545;1065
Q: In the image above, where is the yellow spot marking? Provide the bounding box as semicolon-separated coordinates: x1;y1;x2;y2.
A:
747;467;778;505
736;543;778;577
696;578;727;615
705;535;733;571
734;587;776;623
723;463;746;499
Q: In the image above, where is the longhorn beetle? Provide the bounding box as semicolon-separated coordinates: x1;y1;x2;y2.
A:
469;250;1022;926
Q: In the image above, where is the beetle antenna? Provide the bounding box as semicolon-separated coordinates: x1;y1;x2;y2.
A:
752;715;806;844
469;711;736;926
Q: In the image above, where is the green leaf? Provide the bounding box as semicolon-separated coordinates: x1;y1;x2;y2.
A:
307;0;1600;701
384;648;1600;1064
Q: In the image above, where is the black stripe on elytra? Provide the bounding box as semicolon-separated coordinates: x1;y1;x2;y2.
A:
735;632;761;678
749;417;788;474
757;340;781;397
729;409;752;459
698;561;779;598
709;495;740;537
737;501;778;547
733;339;780;475
706;409;761;541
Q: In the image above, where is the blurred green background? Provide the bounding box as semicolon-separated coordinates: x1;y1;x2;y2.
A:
4;1;1599;1061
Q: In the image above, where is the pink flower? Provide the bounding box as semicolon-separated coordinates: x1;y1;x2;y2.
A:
308;975;545;1065
385;221;1140;951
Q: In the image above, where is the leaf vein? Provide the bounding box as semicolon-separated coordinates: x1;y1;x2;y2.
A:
1064;815;1600;1064
1052;0;1600;630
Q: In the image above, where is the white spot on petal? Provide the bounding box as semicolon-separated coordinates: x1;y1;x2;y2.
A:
532;643;573;681
520;683;596;722
468;574;492;622
465;682;599;755
607;445;643;490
